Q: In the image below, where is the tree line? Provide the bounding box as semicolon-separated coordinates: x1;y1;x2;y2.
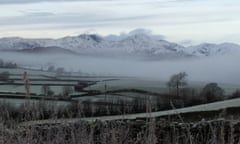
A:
0;59;17;68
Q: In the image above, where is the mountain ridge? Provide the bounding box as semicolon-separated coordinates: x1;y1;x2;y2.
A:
0;33;240;59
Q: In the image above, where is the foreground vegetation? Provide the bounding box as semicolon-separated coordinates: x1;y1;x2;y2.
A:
1;116;240;144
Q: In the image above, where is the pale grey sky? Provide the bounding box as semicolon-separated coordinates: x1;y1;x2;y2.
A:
0;0;240;44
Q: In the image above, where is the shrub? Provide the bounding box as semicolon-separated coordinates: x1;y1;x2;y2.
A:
201;83;224;103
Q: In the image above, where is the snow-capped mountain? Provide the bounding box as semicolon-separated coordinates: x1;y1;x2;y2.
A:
187;43;240;56
0;34;103;51
0;33;240;59
0;37;41;50
0;34;191;59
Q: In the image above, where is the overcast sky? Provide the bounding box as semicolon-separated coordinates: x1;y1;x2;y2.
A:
0;0;240;44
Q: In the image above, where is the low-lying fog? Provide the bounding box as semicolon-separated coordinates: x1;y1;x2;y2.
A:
1;52;240;84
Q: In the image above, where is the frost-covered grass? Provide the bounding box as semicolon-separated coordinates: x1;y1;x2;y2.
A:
3;118;240;144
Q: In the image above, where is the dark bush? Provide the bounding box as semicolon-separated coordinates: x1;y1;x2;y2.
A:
200;83;224;103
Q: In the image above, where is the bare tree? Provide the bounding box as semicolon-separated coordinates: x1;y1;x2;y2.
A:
167;72;188;97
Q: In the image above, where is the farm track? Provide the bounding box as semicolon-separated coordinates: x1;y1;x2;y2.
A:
20;98;240;126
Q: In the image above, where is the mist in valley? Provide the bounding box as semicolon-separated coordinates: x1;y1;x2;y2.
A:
0;51;239;85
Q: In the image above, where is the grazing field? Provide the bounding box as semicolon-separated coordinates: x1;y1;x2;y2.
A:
1;68;240;96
